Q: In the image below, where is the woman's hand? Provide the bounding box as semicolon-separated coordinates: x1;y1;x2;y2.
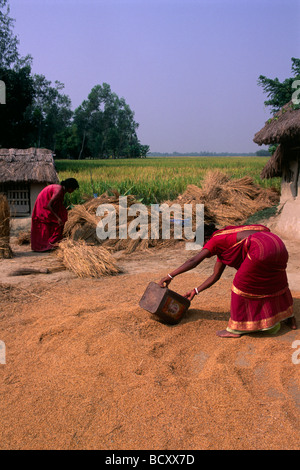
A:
183;289;197;301
158;276;172;288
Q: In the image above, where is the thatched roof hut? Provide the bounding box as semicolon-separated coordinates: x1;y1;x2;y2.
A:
254;101;300;147
0;148;58;184
0;148;59;216
254;101;300;179
253;101;300;240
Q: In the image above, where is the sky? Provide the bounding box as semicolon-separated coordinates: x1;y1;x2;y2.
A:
8;0;300;153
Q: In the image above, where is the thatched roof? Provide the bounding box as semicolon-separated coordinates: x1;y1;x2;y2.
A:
254;101;300;146
0;148;59;184
260;144;284;179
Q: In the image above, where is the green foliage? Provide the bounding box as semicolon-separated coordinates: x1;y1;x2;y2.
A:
0;65;35;147
258;57;300;113
255;149;270;157
245;205;279;224
268;144;278;155
0;0;31;69
29;74;73;150
0;0;19;68
71;83;147;159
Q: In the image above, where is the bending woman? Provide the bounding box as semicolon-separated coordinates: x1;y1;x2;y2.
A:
159;224;296;338
31;178;79;252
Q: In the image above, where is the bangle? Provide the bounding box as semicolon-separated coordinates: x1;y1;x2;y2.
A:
167;273;173;279
194;287;199;295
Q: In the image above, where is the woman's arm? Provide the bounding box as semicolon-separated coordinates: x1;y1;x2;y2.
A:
158;248;211;287
183;260;226;301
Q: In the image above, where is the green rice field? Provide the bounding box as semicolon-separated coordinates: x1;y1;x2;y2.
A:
55;156;280;206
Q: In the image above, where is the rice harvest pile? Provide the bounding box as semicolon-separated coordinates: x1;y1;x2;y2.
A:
63;170;279;255
0;194;12;259
17;230;31;245
64;189;180;253
171;170;280;227
55;238;122;278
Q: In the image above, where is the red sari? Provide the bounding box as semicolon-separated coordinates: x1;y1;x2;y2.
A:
31;184;68;252
203;225;294;332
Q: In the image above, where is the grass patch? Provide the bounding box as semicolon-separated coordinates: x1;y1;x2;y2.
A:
245;205;279;224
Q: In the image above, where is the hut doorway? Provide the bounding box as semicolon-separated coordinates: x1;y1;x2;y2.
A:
0;182;31;216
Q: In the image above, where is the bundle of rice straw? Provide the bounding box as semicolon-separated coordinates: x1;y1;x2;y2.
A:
0;194;12;259
17;230;31;245
63;204;100;244
64;190;182;253
56;238;122;278
171;170;279;227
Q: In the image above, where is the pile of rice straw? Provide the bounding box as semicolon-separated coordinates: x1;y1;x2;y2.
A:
63;171;279;256
170;170;279;227
17;230;31;245
56;239;122;278
63;190;180;253
0;194;12;259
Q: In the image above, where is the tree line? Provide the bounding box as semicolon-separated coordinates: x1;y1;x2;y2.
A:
148;151;270;157
0;0;149;159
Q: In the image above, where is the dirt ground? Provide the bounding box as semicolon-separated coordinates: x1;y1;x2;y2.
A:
0;221;299;450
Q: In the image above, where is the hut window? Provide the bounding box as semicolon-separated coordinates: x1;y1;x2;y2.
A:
0;182;30;215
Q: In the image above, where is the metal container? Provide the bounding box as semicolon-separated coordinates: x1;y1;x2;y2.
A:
139;281;190;324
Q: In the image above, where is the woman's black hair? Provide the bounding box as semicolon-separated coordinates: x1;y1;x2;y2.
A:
204;223;216;240
60;178;79;190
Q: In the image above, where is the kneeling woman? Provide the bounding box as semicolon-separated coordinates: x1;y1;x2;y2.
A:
31;178;79;252
159;224;296;337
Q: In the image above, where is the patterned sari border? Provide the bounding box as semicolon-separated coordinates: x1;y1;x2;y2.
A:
213;225;269;237
228;306;294;331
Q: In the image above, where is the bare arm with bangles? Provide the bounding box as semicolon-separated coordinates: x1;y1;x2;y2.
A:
158;248;226;301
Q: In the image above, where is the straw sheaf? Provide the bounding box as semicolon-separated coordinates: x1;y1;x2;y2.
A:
0;148;59;184
17;230;31;245
169;171;279;227
253;101;300;146
56;239;122;278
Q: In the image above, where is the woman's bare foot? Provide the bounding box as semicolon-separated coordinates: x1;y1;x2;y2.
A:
284;317;298;330
216;329;241;338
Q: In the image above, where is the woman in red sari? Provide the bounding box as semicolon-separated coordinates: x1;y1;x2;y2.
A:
31;178;79;252
159;224;296;337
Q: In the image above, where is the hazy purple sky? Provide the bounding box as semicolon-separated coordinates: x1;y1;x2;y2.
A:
9;0;300;153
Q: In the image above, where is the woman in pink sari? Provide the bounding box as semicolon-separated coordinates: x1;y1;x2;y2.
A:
31;178;79;252
159;224;296;337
